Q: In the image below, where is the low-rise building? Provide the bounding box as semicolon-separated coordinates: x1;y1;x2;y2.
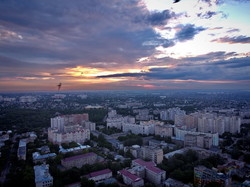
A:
118;169;144;187
87;169;112;183
59;144;90;154
34;164;53;187
132;159;166;185
17;139;27;160
61;152;98;169
32;152;57;163
194;165;230;187
164;178;190;187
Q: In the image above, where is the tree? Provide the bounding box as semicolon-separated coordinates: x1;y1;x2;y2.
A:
205;181;223;187
81;177;95;187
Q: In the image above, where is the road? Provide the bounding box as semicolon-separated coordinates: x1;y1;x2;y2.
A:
0;135;17;184
0;162;11;184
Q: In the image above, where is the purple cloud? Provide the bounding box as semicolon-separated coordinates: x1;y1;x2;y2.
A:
175;24;206;42
212;35;250;44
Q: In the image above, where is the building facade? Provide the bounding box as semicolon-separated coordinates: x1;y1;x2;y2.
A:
122;122;155;135
184;134;213;149
155;124;174;137
175;127;219;146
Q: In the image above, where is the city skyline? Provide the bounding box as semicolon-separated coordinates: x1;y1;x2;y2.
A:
0;0;250;92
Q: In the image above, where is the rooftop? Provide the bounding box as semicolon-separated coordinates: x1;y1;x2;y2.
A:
59;144;90;153
33;152;56;160
133;159;164;174
19;139;26;147
119;170;142;182
34;164;53;183
62;152;96;162
89;169;112;178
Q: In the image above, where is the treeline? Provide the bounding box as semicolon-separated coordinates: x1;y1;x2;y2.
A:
49;158;131;186
0;108;107;131
158;150;225;184
118;134;143;146
99;127;122;135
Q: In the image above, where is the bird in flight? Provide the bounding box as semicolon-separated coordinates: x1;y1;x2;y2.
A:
57;83;62;91
173;0;181;3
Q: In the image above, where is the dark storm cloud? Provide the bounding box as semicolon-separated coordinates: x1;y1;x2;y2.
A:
0;0;176;69
0;55;72;72
175;24;206;42
98;56;250;81
212;35;250;44
215;57;250;68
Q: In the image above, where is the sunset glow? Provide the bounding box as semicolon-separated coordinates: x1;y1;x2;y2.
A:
0;0;249;91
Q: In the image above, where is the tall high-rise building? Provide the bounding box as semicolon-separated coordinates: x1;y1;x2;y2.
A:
48;113;92;144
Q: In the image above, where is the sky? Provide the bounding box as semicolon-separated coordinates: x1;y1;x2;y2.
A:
0;0;250;92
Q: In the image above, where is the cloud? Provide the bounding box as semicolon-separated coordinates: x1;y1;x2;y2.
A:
98;56;250;81
0;0;172;69
146;10;175;26
226;28;240;33
0;0;249;91
200;0;224;6
197;11;217;19
0;29;23;40
181;51;236;62
0;55;72;79
212;35;250;44
175;24;206;42
161;39;176;48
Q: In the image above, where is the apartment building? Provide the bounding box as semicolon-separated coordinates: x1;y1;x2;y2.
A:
48;113;93;144
155;124;174;137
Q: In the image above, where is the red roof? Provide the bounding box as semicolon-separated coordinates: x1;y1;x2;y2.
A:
89;169;112;177
134;159;155;167
63;152;96;162
119;170;142;182
147;166;163;174
133;159;164;174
